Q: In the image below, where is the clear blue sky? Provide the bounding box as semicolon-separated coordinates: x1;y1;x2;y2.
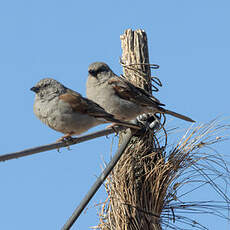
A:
0;0;229;229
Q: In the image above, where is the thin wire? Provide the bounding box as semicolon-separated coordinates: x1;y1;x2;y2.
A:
119;58;160;69
0;126;133;162
151;76;163;92
61;129;134;230
119;59;162;92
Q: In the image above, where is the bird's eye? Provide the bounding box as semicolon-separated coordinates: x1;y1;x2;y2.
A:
89;70;96;75
89;66;107;76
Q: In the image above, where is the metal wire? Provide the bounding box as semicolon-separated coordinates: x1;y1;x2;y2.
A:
0;126;131;162
151;76;162;92
61;129;134;230
119;59;162;92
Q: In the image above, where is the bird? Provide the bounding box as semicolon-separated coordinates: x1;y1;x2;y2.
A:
31;78;140;141
86;62;195;123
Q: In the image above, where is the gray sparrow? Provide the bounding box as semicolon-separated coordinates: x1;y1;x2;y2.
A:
86;62;194;123
31;78;139;141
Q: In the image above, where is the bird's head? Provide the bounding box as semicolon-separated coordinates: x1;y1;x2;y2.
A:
88;62;114;81
30;78;66;99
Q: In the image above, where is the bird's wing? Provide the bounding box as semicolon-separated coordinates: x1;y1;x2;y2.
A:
108;76;164;107
59;89;114;119
59;89;141;129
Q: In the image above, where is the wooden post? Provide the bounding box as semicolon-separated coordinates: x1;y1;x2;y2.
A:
121;29;152;92
97;29;230;230
98;29;163;230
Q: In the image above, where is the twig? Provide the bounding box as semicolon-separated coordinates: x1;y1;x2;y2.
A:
0;126;131;162
61;129;134;230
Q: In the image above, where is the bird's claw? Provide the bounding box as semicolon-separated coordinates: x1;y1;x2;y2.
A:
136;113;161;132
56;135;74;143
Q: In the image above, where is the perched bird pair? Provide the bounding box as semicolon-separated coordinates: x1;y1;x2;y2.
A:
31;62;194;141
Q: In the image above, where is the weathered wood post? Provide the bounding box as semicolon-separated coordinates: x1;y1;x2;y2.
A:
99;29;163;230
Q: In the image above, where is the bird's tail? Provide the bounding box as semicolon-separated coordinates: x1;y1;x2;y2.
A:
158;108;195;122
98;113;141;130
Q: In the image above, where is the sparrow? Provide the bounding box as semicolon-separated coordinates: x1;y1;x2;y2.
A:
86;62;195;123
31;78;140;141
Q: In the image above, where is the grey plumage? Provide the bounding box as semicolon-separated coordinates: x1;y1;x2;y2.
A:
31;78;139;141
86;62;195;123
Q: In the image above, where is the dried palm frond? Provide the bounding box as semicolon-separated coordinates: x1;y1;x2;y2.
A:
96;119;230;230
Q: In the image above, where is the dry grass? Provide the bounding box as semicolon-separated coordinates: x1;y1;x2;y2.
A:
94;119;230;230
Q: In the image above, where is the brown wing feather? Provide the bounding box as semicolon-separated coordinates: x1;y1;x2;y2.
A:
60;90;142;129
59;90;115;119
59;92;88;113
108;76;164;107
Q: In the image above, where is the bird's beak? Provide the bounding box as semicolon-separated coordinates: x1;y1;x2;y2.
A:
30;86;39;93
88;70;97;77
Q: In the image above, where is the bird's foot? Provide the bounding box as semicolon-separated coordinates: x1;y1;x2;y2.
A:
56;133;74;143
136;113;161;132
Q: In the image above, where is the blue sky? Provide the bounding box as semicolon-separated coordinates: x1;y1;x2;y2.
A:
0;0;229;229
